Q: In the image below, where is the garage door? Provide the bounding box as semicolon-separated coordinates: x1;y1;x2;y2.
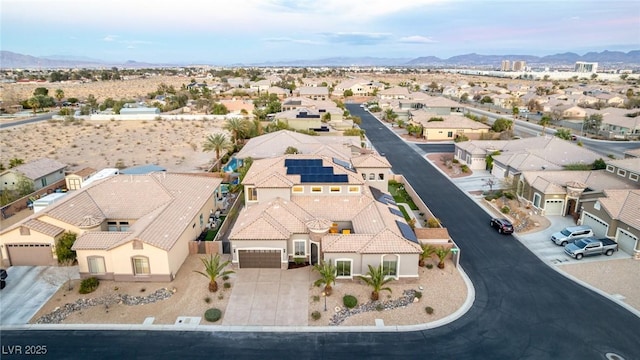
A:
6;243;54;266
238;250;281;269
491;164;505;178
545;200;564;216
582;213;609;238
616;229;638;256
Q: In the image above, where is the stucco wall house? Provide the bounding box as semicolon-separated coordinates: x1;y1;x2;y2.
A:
229;155;421;278
0;158;67;192
0;173;224;281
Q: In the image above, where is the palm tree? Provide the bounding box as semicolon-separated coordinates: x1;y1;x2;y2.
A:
193;254;234;292
419;244;436;267
358;264;393;301
313;261;337;296
27;97;40;115
224;117;250;145
202;133;232;171
539;115;552;136
54;89;65;103
435;247;449;269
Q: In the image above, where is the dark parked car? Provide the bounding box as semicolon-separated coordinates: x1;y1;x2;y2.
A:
490;218;514;234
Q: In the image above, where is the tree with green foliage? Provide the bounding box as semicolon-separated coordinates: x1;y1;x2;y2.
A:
285;146;299;154
383;108;397;122
358;264;394;301
555;128;572;140
194;254;234;292
583;114;603;135
538;115;552;135
313;261;337;296
203;133;232;171
492;118;513;132
460;93;469;103
211;103;229;115
56;231;77;263
343;89;354;97
54;89;65;103
480;96;493;104
33;87;49;96
224;118;251;144
593;158;607;170
15;175;34;196
419;244;436;267
512;106;520;117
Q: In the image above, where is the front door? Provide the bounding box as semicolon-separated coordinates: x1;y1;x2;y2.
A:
310;242;318;265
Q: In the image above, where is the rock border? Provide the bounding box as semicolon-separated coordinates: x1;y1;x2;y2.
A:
330;289;419;326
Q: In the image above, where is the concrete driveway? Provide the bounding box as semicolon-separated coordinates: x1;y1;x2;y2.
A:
0;266;78;325
223;267;312;326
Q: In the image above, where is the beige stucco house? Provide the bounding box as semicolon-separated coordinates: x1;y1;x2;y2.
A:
0;158;67;192
0;173;224;281
228;154;422;278
410;113;490;141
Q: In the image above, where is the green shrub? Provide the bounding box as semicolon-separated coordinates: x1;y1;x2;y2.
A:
460;165;470;173
452;159;459;164
376;303;384;312
204;296;211;304
204;308;222;322
217;294;224;300
427;218;441;228
311;311;321;321
294;257;305;265
426;264;434;269
343;295;358;309
425;306;434;315
414;291;422;299
504;192;515;200
78;277;99;294
500;206;510;214
222;275;230;281
312;295;320;302
223;282;231;289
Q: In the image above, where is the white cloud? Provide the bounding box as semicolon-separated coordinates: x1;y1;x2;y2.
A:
398;35;436;44
263;37;318;45
103;35;117;42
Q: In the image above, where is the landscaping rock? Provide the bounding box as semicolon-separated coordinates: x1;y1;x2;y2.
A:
329;289;419;326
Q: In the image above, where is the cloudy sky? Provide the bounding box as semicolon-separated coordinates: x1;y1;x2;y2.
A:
2;0;638;64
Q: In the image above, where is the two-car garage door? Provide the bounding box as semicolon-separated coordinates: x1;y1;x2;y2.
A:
238;250;281;269
582;213;609;238
6;243;54;266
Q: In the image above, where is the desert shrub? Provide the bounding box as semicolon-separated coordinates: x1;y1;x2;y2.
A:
414;291;422;299
376;303;384;311
501;206;510;214
452;158;459;164
460;165;470;173
343;295;358;309
223;282;231;289
79;277;99;294
425;306;434;315
204;296;211;304
427;217;441;228
312;295;320;302
218;294;224;300
426;264;434;269
311;311;321;321
204;308;222;322
504;192;515;200
222;275;230;281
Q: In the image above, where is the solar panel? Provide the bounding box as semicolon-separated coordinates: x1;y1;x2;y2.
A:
395;220;419;244
389;208;403;217
332;157;356;173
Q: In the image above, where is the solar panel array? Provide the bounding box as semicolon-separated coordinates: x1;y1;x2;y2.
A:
395;220;419;244
332;157;356;173
285;158;349;183
370;187;397;206
389;208;403;217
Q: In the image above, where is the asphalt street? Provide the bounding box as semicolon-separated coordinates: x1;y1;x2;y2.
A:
1;105;639;359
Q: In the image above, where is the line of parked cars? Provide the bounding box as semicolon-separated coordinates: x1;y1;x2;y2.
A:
489;221;619;260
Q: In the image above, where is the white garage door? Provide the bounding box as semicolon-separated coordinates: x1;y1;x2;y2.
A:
545;200;564;216
582;212;609;238
491;164;505;178
616;229;637;256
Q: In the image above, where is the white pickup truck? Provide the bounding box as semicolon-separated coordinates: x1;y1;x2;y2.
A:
564;237;618;260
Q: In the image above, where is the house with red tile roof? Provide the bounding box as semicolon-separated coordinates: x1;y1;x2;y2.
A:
228;154;422;278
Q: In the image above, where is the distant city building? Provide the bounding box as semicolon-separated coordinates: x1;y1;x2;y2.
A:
575;61;598;73
512;61;526;71
501;60;511;72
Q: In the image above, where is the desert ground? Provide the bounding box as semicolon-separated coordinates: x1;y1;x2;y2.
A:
0;119;227;173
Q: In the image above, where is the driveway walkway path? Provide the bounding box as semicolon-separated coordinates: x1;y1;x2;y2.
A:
223;267;311;326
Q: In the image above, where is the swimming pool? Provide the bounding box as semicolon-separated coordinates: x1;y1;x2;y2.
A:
223;157;239;173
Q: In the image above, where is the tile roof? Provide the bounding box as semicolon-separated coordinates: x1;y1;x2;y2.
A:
599;189;640;229
606;158;640;173
412;113;491;130
350;154;391;168
11;158;67;180
229;198;312;240
235;130;359;160
22;219;65;237
521;170;636;194
72;231;132;250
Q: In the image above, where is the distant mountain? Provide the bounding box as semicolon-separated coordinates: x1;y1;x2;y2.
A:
2;49;639;69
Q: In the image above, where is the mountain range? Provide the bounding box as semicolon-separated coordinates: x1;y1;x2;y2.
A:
1;50;639;69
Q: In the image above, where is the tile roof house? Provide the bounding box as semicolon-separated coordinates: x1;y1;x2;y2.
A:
296;86;330;101
272;108;325;131
0;173;224;280
410;112;490;141
0;158;67;192
228;154;422;278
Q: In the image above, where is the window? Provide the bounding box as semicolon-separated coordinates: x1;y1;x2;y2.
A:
292;186;304;193
382;259;397;276
119;221;129;231
447;131;453;137
20;227;30;236
41;178;47;187
247;187;258;201
594;201;601;210
606;165;614;173
88;256;106;274
630;173;639;182
294;241;305;257
533;193;541;208
378;173;384;181
330;186;341;193
107;221;118;232
132;256;150;275
336;260;352;277
369;173;375;180
617;169;627;177
311;186;322;193
348;186;360;193
361;173;366;180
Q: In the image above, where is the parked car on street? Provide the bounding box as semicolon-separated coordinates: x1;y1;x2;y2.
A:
551;225;593;246
564;237;618;260
490;218;514;234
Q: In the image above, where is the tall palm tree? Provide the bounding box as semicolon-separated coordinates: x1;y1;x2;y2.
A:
193;254;234;292
54;89;65;103
358;264;393;301
419;244;436;267
313;261;337;296
539;115;552;136
202;133;232;171
27;97;40;115
224;117;250;145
